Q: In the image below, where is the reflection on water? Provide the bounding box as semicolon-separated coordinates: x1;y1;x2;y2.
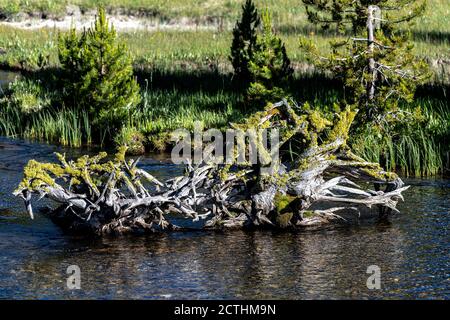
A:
0;137;449;299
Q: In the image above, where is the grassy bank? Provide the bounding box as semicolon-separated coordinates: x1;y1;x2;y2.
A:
0;1;449;176
0;83;244;149
1;24;449;79
0;0;449;82
352;98;449;176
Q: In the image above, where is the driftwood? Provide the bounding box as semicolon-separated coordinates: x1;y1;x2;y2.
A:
14;100;408;235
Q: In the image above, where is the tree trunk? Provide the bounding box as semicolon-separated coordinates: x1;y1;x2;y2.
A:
367;5;378;106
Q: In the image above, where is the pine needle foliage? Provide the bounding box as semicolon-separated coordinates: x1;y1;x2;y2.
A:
300;0;430;125
230;0;260;88
247;10;293;107
58;7;141;129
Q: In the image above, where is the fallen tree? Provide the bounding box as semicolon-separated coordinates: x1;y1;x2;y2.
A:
14;100;408;235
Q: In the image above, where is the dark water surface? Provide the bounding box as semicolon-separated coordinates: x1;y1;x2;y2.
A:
0;137;448;299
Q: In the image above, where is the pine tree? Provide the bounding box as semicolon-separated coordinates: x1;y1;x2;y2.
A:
58;7;141;128
300;0;430;124
247;10;293;106
230;0;260;88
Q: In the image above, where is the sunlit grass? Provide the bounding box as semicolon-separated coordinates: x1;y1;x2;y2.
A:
1;26;448;82
0;0;448;32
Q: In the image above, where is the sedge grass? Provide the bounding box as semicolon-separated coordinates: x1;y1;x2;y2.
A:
351;98;449;176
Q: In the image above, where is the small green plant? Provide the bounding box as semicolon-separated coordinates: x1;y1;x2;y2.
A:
247;10;293;107
5;79;51;115
230;0;260;88
114;126;146;155
58;7;141;130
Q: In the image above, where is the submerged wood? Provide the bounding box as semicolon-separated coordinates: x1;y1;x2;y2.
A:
14;100;408;235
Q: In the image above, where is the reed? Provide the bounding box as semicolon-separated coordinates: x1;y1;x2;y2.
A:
0;98;91;147
351;98;449;176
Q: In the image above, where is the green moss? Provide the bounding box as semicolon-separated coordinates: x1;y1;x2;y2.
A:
274;192;296;214
16;160;65;191
15;148;133;195
361;168;398;181
218;164;232;181
114;146;128;163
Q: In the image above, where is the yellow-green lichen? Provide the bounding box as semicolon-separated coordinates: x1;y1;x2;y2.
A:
326;107;357;144
309;110;332;132
361;168;398;181
15;147;131;195
274;192;296;214
302;210;315;218
16;160;65;192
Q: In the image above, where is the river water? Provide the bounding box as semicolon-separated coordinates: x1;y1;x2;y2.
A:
0;137;449;299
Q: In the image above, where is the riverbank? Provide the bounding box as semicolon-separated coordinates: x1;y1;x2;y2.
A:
0;0;449;32
0;8;221;32
1;66;448;176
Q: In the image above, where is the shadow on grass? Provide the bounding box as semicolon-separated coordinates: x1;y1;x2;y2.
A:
134;66;345;101
416;83;450;101
135;67;234;93
277;24;341;37
278;24;450;44
412;30;450;45
16;65;450;105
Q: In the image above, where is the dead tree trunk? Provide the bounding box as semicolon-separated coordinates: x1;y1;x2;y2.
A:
14;100;409;235
367;5;377;104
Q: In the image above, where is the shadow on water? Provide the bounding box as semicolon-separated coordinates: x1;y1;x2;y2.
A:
0;138;449;299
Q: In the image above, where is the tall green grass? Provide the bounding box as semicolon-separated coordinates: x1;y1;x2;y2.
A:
0;76;245;149
1;71;447;176
0;88;92;147
351;99;449;176
354;127;443;176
